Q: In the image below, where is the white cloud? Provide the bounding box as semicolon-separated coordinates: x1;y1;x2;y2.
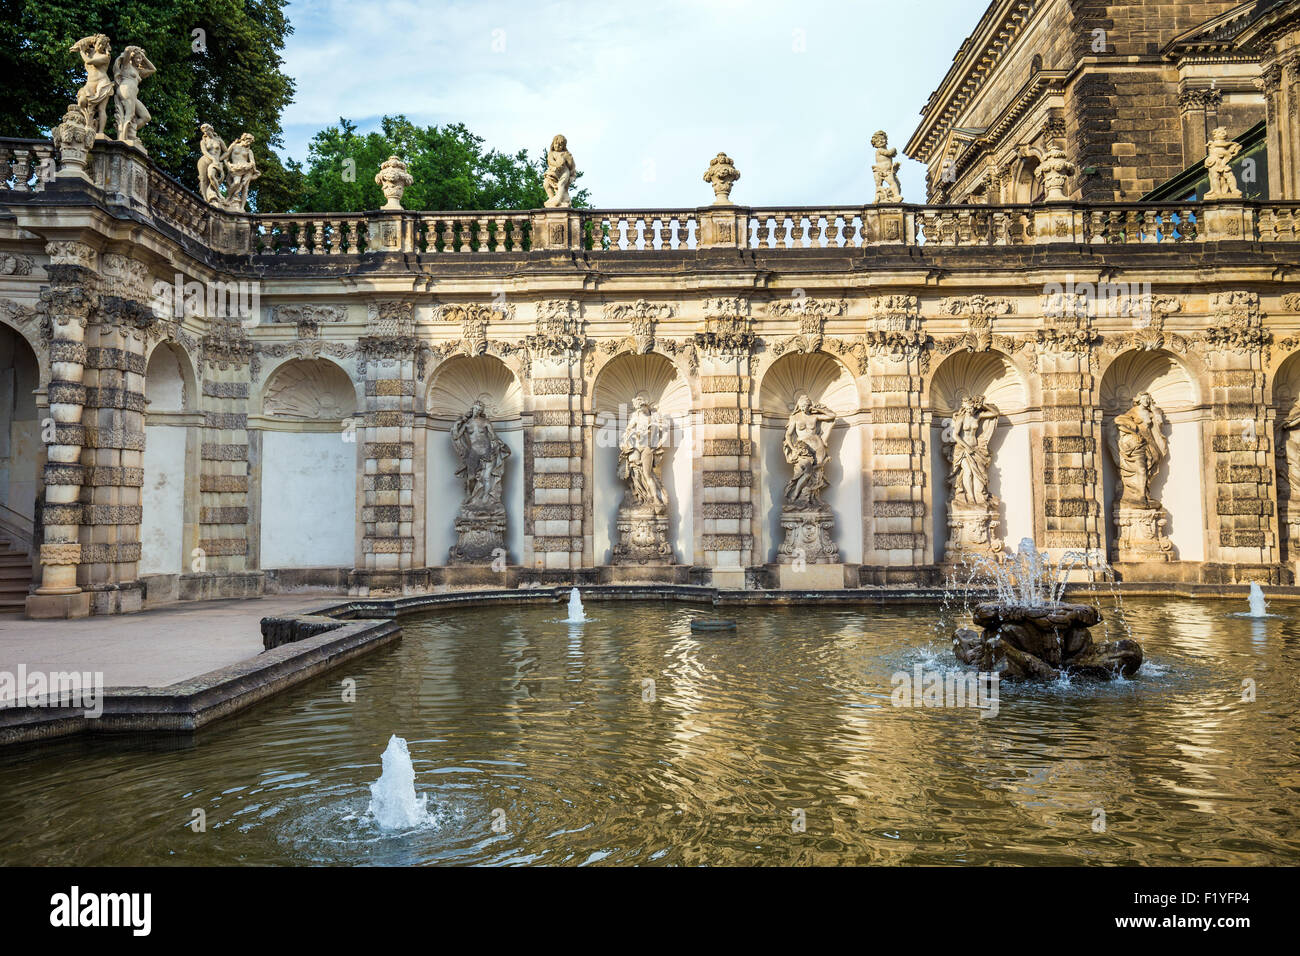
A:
280;0;980;206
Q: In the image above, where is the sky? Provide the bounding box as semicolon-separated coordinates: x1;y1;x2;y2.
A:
278;0;985;207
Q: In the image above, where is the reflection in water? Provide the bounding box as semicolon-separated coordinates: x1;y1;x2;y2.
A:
0;598;1296;866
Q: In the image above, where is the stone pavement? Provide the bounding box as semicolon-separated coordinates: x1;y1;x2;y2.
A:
0;593;344;698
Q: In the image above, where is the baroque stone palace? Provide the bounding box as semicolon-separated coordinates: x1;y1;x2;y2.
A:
4;6;1300;617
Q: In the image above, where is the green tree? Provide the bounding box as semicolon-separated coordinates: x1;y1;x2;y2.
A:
291;115;590;212
0;0;295;208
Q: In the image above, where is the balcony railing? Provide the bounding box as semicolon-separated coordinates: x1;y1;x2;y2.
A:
2;136;1299;257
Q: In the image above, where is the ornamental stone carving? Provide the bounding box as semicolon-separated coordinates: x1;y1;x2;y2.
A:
375;155;413;210
940;295;1013;352
1035;145;1075;202
703;153;741;205
528;300;585;357
1202;292;1269;354
1203;127;1243;200
604;300;675;354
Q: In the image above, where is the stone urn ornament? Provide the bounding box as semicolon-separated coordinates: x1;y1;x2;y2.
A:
703;152;741;205
375;155;414;210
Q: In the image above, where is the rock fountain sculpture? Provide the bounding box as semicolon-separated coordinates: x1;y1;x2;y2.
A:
777;395;839;565
613;397;674;564
449;401;511;564
1203;127;1243;200
543;135;576;208
952;538;1144;680
943;394;1002;561
1105;392;1173;561
871;131;902;203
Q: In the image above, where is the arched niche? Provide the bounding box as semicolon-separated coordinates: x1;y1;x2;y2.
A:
1098;349;1203;561
0;322;40;555
257;358;359;571
425;354;524;566
756;351;862;564
262;358;358;420
1272;351;1300;559
1008;154;1043;204
591;352;692;565
927;349;1029;562
140;342;197;575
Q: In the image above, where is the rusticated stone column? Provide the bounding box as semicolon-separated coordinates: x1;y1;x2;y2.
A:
1033;303;1104;558
195;319;256;596
523;300;586;575
352;301;420;595
1200;292;1282;581
27;240;95;618
865;296;928;579
694;298;755;587
80;252;153;613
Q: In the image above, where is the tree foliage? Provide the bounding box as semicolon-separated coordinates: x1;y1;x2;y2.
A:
0;0;296;207
288;115;590;213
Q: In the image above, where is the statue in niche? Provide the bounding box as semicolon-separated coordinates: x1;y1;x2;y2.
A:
112;45;155;149
946;395;1000;506
1280;409;1300;500
451;401;510;508
70;35;114;138
871;131;902;203
1107;392;1168;509
618;397;668;508
783;395;837;505
543;135;576;208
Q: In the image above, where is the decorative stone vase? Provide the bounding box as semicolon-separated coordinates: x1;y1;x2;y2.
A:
777;505;838;565
703;152;740;205
375;155;413;211
953;602;1143;681
52;105;97;180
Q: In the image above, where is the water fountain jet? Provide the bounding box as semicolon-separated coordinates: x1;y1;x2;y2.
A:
951;538;1143;681
1247;582;1268;618
564;587;587;624
367;735;429;830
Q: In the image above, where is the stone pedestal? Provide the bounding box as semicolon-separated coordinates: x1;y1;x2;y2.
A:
777;505;838;565
612;503;673;565
1112;505;1173;562
449;508;506;564
944;500;1002;563
25;590;91;619
777;563;849;590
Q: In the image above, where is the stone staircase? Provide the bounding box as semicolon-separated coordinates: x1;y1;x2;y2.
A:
0;540;34;612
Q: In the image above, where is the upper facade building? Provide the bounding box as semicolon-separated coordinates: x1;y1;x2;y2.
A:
906;0;1297;203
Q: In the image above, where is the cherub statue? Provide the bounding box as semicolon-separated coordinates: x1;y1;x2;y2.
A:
543;135;576;208
112;45;155;150
871;131;902;203
70;35;114;138
1203;127;1243;200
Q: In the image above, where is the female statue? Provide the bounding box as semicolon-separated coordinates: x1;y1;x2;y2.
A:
71;35;114;137
112;45;155;147
1108;392;1168;508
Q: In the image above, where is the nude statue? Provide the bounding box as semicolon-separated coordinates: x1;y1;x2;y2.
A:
783;395;837;505
618;397;669;508
197;123;228;204
1107;392;1168;508
543;134;576;208
112;45;155;147
451;401;510;508
222;133;260;211
871;131;902;203
947;395;1000;506
71;35;114;137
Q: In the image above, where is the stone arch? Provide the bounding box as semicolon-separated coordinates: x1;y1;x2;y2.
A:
590;351;693;565
0;318;42;555
143;339;196;413
261;357;358;420
256;357;359;571
587;345;700;410
926;348;1031;562
1271;350;1300;560
424;353;525;566
756;350;863;564
1007;152;1044;204
0;309;49;390
139;340;200;575
1097;348;1204;562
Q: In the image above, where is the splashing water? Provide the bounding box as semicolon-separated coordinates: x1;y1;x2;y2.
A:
367;735;429;830
1247;582;1268;618
564;587;587;624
